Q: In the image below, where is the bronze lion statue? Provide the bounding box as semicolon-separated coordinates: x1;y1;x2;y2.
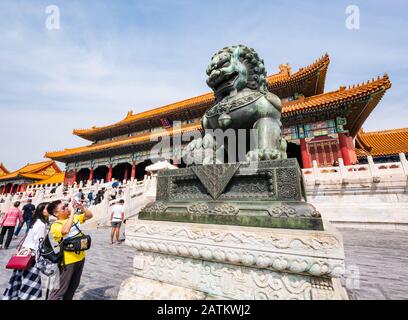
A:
183;45;287;165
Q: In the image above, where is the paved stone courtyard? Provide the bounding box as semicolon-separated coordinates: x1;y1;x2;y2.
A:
0;227;407;300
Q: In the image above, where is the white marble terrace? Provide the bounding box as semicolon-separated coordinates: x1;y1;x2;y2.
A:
1;153;407;230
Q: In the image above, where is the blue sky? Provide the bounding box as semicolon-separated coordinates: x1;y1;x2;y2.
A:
0;0;407;170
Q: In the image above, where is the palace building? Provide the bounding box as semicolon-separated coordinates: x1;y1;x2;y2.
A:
45;54;398;185
0;160;63;194
355;127;408;163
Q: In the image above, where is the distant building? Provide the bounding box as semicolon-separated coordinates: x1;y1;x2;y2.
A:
45;54;398;185
355;127;408;163
0;160;62;194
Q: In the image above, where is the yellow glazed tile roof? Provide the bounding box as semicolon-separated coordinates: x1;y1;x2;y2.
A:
73;54;330;138
46;121;202;159
46;74;392;160
356;127;408;158
0;160;61;182
0;163;9;177
29;172;65;186
282;74;391;114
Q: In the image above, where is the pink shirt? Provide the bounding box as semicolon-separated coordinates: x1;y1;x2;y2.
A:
1;207;23;227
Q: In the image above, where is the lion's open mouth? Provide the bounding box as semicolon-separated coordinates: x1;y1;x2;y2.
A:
211;71;238;92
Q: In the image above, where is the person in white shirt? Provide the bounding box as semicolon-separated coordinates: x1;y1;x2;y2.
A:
3;202;50;300
109;199;125;245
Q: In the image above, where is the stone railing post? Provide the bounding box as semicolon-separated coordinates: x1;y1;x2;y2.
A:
102;195;110;226
338;158;348;184
124;185;131;218
367;156;380;183
312;160;320;185
399;153;408;177
37;190;45;205
56;185;64;198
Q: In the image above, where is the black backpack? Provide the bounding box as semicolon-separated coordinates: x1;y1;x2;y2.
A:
38;233;63;265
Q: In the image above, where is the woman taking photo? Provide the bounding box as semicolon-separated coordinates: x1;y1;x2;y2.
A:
3;202;50;300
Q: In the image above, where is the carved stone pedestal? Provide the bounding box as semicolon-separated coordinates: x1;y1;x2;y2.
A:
118;159;348;300
139;160;323;230
118;218;348;300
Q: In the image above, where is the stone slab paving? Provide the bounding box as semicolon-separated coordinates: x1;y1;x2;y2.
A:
0;227;407;300
339;228;408;300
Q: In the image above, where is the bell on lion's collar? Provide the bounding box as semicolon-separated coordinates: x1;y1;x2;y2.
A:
218;113;232;129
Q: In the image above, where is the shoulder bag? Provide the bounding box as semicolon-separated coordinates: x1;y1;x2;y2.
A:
5;236;35;270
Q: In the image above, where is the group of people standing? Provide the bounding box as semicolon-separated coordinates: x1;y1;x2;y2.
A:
0;198;94;300
86;186;123;206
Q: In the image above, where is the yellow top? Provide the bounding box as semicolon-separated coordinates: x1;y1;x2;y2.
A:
50;214;86;265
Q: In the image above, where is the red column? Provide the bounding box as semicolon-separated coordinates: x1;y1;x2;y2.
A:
89;167;94;182
124;166;129;181
338;133;352;165
10;184;16;194
347;136;357;164
72;169;77;186
300;138;312;168
107;165;113;182
131;161;136;180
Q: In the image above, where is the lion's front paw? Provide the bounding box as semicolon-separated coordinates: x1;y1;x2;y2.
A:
182;134;219;166
246;148;281;162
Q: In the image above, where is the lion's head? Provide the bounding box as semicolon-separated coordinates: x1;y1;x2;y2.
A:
206;45;268;100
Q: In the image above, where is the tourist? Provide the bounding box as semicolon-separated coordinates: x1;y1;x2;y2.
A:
3;203;50;300
109;187;118;201
109;199;125;244
87;190;96;206
0;202;23;249
94;189;103;205
46;200;93;300
73;189;84;203
14;199;36;236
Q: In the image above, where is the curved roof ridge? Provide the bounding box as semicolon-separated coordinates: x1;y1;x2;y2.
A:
73;54;330;140
358;126;408;136
283;74;391;110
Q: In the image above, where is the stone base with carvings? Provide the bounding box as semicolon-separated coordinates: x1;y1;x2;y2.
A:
118;218;348;300
139;159;324;231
